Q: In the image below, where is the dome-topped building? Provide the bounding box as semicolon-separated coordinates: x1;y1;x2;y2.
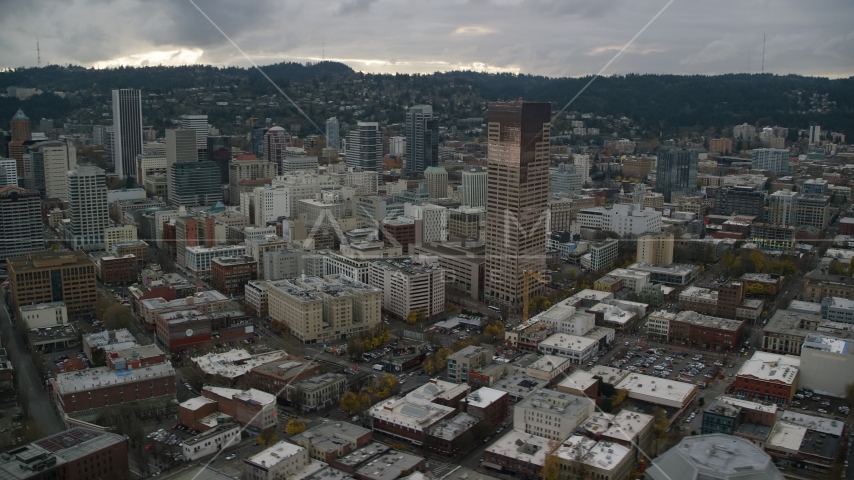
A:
647;434;784;480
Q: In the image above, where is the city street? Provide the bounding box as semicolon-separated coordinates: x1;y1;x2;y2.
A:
0;294;65;435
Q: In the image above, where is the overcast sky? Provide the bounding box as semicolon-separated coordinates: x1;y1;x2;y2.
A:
1;0;852;78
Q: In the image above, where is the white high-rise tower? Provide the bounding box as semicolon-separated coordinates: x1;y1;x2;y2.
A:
67;165;110;251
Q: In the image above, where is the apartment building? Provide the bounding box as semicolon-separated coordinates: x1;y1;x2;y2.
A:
369;258;444;320
7;250;98;316
267;275;381;344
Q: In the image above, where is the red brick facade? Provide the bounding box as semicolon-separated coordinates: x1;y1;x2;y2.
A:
210;257;258;295
52;370;176;413
99;255;136;284
734;374;797;404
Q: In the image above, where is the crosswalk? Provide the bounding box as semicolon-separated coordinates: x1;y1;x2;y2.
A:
429;459;457;478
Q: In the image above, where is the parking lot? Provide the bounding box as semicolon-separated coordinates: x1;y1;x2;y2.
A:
609;344;733;389
788;388;851;417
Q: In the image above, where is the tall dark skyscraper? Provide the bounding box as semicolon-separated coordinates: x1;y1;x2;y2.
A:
655;147;698;202
207;135;232;184
484;101;551;309
111;88;144;180
404;105;439;178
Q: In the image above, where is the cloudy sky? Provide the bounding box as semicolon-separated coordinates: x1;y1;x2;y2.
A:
1;0;852;78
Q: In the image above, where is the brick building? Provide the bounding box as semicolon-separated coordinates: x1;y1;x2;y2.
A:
0;427;128;480
461;387;509;428
155;308;252;353
114;240;150;266
51;362;176;415
734;351;800;405
249;355;323;395
670;311;744;352
201;386;277;432
94;254;136;284
290;422;373;463
210;255;258;295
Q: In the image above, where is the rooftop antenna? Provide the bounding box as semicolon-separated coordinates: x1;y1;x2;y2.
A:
748;51;751;74
37;37;41;67
761;33;766;73
322;42;325;61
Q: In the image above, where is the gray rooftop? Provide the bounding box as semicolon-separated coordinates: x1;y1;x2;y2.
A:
647;434;783;480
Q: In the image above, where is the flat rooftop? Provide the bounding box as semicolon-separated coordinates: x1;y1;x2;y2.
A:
180;396;217;411
736;351;800;385
779;411;845;437
82;328;136;347
674;311;744;332
616;373;697;404
20;301;66;312
527;355;571;374
245;441;305;469
54;362;175;395
484;429;550;468
515;389;594;418
713;395;778;415
556;435;631;473
490;369;548;399
802;333;852;355
369;397;455;431
464;387;507;409
203;386;276;406
557;369;598;392
427;412;477;441
648;434;780;480
539;333;598;352
588;365;631;385
787;301;822;315
353;450;423;480
762;309;820;337
192;349;286;379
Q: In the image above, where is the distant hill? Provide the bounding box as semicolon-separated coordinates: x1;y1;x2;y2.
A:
1;62;852;136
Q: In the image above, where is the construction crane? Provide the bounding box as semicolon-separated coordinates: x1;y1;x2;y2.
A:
247;115;259;129
522;269;550;323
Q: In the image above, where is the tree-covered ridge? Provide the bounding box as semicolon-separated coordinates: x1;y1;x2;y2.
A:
2;62;852;137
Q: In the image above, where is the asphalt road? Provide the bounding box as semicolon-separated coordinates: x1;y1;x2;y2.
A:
0;294;65;435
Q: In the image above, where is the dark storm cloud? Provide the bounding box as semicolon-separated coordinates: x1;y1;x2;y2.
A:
0;0;851;78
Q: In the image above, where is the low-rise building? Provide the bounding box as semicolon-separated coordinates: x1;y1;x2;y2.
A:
513;389;595;440
19;301;68;329
761;309;822;355
483;429;551;477
766;411;843;479
555;435;634;480
701;395;777;448
248;355;322;398
182;421;242;461
646;310;675;341
289;422;373;463
626;262;698;285
288;373;347;413
245;280;270;316
185;245;247;279
669;311;744;352
51;362;176;418
424;412;479;456
369;396;456;445
537;333;599;364
243;441;322;480
192;349;286;386
447;344;494;384
734;351;800;405
201;386;277;432
615;373;698;409
796;333;854;398
820;296;854;324
525;355;572;384
0;427;129;480
461;387;509;428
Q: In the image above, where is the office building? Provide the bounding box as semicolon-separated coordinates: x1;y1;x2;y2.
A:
621;157;654;179
267;275;382;344
709;137;733;154
111;88;144;179
185;244;246;279
170;161;223;207
714;186;766;216
281;150;320;174
484;101;550;309
576;194;662;237
573;154;591;183
8;109;31;176
448;206;485;241
637;232;674;266
345;122;383;172
369;258;445;320
461;165;487;207
67;165;110;251
165;128;199;201
179;114;209;160
228;154;278;205
750;222;796;251
326;116;340;150
0;186;44;260
0;157;18;187
264;126;291;171
136;152;167;185
411;241;485;301
751;148;791;175
243;442;317;480
7;250;97;315
26;140;76;200
207;135;232;183
550;163;583;193
211;256;258;295
655;148;698;201
404;202;448;243
580;239;618;272
767;190;797;226
405;105;439;178
424;166;448;198
795;193;830;230
808;125;821;145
